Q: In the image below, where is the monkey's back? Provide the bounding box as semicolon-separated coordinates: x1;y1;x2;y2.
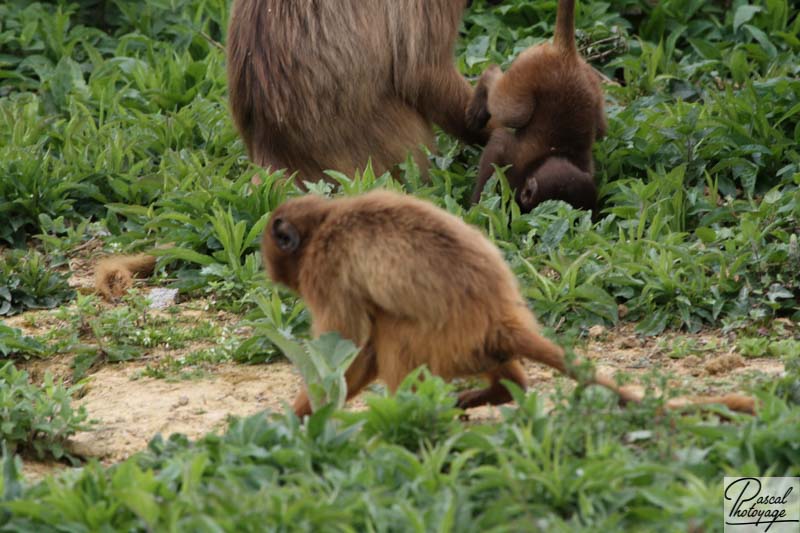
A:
298;191;536;379
227;0;465;179
510;45;604;162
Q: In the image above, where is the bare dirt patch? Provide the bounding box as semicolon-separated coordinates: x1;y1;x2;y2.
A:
66;359;304;462
67;239;105;294
19;459;70;486
580;324;785;393
465;324;787;422
4;308;68;340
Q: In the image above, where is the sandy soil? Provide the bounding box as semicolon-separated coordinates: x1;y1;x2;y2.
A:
67;360;303;461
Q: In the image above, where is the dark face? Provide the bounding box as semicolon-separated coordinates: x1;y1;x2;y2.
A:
262;195;331;291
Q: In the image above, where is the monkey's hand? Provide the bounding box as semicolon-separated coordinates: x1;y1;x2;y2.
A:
466;65;502;131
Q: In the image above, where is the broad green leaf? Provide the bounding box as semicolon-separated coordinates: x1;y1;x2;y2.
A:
734;5;762;31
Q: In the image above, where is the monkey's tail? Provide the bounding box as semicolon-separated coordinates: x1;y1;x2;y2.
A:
514;329;756;415
553;0;577;56
664;394;756;415
95;254;156;302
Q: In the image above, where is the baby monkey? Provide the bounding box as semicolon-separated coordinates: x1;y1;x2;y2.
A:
467;0;605;213
262;191;755;417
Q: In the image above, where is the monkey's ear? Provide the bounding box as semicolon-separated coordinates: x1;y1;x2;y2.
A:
271;217;300;252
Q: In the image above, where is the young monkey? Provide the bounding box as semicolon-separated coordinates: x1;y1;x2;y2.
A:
467;0;605;213
262;191;756;417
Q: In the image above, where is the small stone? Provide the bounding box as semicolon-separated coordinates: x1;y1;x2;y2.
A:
172;396;190;409
705;354;745;376
147;288;178;309
682;355;702;367
619;336;638;349
587;325;606;339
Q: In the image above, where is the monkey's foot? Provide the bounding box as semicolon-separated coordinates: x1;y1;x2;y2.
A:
456;386;513;410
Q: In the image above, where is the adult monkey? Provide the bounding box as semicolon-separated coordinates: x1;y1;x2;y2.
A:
226;0;497;184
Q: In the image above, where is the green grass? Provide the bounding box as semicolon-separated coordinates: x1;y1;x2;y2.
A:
0;292;245;381
0;250;74;317
0;0;799;530
0;362;89;461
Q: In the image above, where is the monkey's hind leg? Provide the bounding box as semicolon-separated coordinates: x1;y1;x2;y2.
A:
292;344;378;418
456;360;528;409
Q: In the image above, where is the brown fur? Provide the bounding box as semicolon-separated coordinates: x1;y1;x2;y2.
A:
665;394;755;415
261;191;755;417
94;254;156;302
467;0;606;212
227;0;489;184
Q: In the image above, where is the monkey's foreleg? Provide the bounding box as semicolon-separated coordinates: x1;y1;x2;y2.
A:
292;390;313;418
417;66;492;145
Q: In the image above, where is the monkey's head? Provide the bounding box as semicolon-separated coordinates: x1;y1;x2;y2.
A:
517;156;597;212
262;195;331;290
